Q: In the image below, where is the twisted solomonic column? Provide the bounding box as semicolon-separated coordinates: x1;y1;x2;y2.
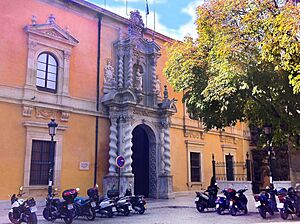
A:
123;120;133;173
151;56;157;93
162;121;171;174
126;53;133;88
108;118;118;174
118;54;124;88
160;131;165;174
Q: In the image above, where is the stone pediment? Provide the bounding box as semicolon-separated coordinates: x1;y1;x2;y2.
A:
25;15;79;46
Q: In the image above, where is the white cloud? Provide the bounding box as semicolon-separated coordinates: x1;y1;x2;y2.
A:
91;0;203;40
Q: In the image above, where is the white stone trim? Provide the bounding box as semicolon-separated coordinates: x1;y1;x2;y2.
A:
186;141;205;184
23;121;67;190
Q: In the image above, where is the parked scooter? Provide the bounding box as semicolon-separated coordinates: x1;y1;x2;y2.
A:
254;185;277;219
215;188;231;215
195;181;219;213
43;188;77;224
229;188;248;216
87;185;117;218
73;188;96;221
278;187;300;219
107;187;132;216
8;186;37;224
124;186;146;214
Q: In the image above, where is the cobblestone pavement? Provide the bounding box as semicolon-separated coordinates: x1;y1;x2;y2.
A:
1;194;300;224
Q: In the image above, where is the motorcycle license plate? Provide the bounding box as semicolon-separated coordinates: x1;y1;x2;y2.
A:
277;203;284;209
112;207;117;212
67;204;74;210
216;204;220;208
128;205;132;211
254;201;261;208
91;202;96;208
229;201;233;206
30;206;38;213
195;197;199;202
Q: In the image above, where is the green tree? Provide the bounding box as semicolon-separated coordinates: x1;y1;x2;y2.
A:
164;0;300;146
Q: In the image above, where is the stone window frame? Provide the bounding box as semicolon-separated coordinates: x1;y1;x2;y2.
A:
186;141;205;185
23;121;67;190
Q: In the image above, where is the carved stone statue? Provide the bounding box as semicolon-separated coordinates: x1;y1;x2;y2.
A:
135;67;143;92
104;59;116;93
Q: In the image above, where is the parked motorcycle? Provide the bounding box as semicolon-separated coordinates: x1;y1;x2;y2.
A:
8;186;37;224
73;188;96;221
107;187;132;216
229;188;248;216
124;186;146;214
278;187;300;220
87;185;117;218
254;185;277;219
195;183;219;213
43;188;77;224
215;188;231;215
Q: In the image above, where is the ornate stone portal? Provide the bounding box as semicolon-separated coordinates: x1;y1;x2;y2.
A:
102;10;176;198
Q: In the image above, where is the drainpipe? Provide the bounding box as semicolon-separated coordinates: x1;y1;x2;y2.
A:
94;14;103;186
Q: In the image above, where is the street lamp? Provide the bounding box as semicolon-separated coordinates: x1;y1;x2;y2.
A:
48;118;58;197
263;124;273;184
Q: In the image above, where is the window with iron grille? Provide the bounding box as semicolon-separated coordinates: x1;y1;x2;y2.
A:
190;152;201;182
29;140;55;185
36;52;58;93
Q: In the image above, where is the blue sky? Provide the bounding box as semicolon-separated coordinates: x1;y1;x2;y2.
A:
88;0;203;40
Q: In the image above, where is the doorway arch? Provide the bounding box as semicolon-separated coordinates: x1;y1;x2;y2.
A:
131;124;156;198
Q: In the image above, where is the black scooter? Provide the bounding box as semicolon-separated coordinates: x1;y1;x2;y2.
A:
73;188;96;221
278;187;300;220
124;187;146;214
107;187;132;216
229;188;248;216
8;187;37;224
254;185;277;219
195;183;219;212
43;188;77;224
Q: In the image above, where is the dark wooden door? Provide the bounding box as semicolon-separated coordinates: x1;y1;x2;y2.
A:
132;126;149;197
226;154;234;181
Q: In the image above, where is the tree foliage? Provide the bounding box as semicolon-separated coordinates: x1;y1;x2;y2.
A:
164;0;300;146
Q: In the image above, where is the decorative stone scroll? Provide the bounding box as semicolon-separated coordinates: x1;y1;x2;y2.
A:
23;106;33;117
36;107;57;120
104;59;116;94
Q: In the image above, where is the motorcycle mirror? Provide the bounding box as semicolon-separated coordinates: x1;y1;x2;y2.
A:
54;188;58;192
8;194;11;198
19;186;23;191
95;184;99;188
76;187;80;192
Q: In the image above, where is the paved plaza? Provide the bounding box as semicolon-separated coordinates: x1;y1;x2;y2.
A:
1;194;300;224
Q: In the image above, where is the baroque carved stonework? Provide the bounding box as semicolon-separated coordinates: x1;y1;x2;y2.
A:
22;106;33;117
61;111;70;122
220;135;237;144
184;130;204;139
36;107;57;120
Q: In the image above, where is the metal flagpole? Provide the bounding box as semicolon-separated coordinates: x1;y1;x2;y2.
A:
152;0;156;40
126;0;129;16
145;0;149;28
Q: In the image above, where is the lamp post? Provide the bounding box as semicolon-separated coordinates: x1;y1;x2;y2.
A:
48;118;58;197
263;124;273;184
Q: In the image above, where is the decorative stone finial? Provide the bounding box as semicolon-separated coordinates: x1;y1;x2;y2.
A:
128;10;144;37
31;15;37;25
48;14;56;24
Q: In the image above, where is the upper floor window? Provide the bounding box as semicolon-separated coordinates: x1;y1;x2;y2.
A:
36;53;58;93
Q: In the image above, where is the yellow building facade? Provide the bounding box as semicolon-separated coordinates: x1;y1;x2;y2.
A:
0;0;251;200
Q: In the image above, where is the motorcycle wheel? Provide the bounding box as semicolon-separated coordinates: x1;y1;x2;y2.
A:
42;207;57;221
258;207;267;219
63;216;74;224
8;212;20;224
196;203;205;213
138;205;145;214
269;207;274;216
216;207;224;215
243;206;248;215
230;207;237;216
123;207;130;216
107;207;113;218
280;209;289;220
28;213;37;224
85;207;96;221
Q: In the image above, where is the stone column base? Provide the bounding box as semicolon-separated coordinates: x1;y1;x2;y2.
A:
158;175;174;199
103;173;134;197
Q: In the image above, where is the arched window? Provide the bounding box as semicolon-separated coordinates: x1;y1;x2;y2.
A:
36;53;58;93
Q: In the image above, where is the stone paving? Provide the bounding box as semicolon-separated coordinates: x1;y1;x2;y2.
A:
1;193;300;224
